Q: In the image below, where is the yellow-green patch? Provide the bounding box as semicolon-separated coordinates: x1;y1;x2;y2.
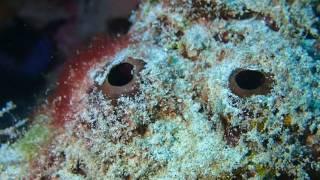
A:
14;124;50;160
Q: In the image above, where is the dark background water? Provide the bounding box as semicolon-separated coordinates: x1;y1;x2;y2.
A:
0;0;138;142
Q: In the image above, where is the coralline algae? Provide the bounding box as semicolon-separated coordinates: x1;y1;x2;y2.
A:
1;0;320;179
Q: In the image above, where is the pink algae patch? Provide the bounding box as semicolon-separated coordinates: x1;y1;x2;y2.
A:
49;35;129;127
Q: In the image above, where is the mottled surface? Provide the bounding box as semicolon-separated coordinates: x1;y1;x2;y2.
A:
1;0;320;179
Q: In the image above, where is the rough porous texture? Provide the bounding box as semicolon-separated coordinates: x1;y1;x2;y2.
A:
1;0;320;179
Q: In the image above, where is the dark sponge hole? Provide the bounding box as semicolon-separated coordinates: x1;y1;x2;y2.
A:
107;17;132;36
235;70;265;90
108;63;134;86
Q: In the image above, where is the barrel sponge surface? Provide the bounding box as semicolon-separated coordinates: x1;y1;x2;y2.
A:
1;0;319;179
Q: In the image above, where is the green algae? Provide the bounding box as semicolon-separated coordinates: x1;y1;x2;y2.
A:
14;124;50;160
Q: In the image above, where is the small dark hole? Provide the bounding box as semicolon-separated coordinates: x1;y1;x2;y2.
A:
71;160;87;177
107;17;132;36
136;124;148;136
108;63;134;86
235;70;265;90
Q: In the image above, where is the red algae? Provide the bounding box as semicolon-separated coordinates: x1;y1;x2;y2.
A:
50;35;129;126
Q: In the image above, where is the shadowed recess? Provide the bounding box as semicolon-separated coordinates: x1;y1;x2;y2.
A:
101;57;145;100
108;63;134;86
229;68;274;97
107;17;132;36
235;70;265;90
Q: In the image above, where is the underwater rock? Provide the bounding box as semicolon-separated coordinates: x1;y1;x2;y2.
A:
1;0;320;179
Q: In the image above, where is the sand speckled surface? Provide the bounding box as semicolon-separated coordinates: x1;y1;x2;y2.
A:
1;0;320;179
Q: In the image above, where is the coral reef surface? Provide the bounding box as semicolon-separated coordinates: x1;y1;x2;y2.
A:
1;0;320;179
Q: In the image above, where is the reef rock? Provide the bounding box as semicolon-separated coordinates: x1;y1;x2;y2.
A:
1;0;320;179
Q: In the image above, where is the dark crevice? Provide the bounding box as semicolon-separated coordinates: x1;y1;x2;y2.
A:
108;63;134;86
107;17;132;36
229;69;274;97
235;70;265;90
